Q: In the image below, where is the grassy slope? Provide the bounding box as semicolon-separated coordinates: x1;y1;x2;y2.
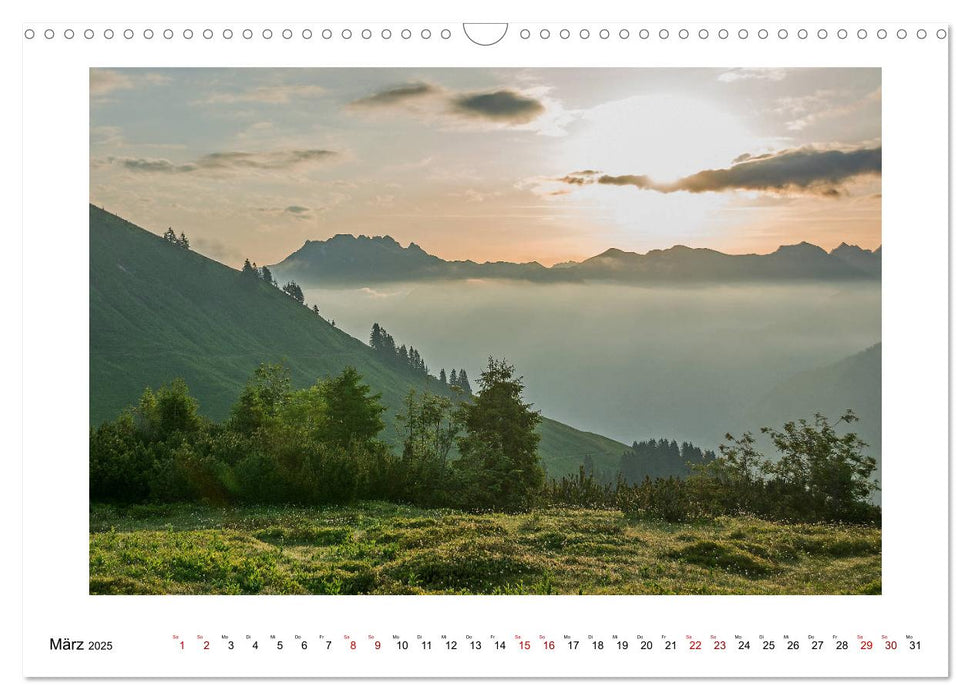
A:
89;205;628;477
90;502;881;595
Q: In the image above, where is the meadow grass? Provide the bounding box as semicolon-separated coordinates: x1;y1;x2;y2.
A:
89;501;880;595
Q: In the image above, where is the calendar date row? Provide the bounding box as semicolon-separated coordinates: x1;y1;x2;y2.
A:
173;635;921;653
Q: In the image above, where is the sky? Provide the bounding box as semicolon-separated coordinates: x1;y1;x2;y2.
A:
90;67;881;267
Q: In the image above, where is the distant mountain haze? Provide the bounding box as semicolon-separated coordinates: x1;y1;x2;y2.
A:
270;234;881;287
89;204;879;484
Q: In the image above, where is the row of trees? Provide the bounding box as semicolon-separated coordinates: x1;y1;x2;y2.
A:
618;439;717;482
162;227;190;250
90;356;879;522
369;323;431;378
369;323;473;393
440;368;473;394
240;260;308;306
90;358;545;512
545;412;879;523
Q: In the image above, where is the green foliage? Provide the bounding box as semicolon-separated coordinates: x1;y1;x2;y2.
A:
134;378;202;440
89;415;155;502
229;363;292;435
455;358;544;512
314;367;385;448
392;390;462;506
544;412;879;525
761;411;879;523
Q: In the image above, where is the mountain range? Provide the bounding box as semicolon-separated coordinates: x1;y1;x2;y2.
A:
269;234;881;287
89;205;628;478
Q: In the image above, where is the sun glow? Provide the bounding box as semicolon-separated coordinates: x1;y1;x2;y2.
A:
560;94;767;183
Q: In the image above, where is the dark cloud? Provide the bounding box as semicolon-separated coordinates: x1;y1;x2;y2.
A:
450;90;545;124
107;149;339;175
557;147;881;197
598;174;654;189
256;205;315;220
195;150;338;170
347;83;547;128
109;157;194;174
348;82;440;108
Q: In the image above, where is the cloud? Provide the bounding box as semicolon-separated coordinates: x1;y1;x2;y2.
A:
717;68;788;83
255;204;316;220
194;150;338;170
450;90;545;124
348;82;440;108
103;149;340;176
107;157;195;174
348;82;550;129
202;85;328;104
90;69;172;96
556;146;882;197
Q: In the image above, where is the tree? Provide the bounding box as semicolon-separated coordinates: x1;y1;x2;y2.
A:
163;227;177;244
449;369;458;386
282;281;305;304
455;357;543;511
316;367;385;448
132;378;202;440
241;258;260;282
178;232;190;250
312;304;320;315
457;369;472;394
761;411;878;522
260;266;275;286
229;363;292;435
439;369;447;385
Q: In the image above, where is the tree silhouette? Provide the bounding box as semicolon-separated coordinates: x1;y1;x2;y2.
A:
282;281;305;304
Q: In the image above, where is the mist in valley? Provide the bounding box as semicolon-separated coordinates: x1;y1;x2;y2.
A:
304;280;881;452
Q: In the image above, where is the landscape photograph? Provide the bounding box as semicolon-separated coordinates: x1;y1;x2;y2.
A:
89;67;882;595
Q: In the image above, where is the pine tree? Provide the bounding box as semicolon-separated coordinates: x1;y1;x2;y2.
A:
312;304;320;315
241;259;260;281
439;369;447;385
282;281;304;304
178;232;190;250
455;358;543;511
449;369;458;386
458;369;472;394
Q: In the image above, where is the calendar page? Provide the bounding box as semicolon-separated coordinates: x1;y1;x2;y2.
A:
19;2;952;684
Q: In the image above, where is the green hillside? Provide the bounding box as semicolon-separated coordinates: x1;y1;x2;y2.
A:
89;205;628;478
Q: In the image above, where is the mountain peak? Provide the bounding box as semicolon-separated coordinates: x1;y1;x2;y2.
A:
775;241;826;253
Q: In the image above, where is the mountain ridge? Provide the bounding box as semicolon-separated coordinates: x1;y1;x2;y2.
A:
270;234;881;287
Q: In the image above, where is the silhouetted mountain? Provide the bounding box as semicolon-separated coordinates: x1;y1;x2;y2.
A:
829;242;883;276
270;235;881;287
